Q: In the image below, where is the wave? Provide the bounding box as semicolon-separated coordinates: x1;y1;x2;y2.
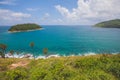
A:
5;52;60;59
111;52;119;55
3;52;119;59
36;54;60;59
82;52;96;56
5;53;34;58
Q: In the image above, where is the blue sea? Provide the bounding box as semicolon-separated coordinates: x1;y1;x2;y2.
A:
0;25;120;56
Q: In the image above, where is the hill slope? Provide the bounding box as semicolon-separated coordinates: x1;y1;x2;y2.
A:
0;54;120;80
95;19;120;28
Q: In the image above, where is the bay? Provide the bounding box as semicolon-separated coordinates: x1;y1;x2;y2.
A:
0;25;120;56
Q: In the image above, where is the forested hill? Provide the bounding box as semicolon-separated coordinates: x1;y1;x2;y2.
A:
8;23;42;32
95;19;120;28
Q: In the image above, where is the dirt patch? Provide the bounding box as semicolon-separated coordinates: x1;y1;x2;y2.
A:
9;60;30;69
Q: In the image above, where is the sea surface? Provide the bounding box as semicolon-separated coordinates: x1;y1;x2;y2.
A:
0;25;120;56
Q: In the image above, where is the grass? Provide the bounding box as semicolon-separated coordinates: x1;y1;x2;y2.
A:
0;54;120;80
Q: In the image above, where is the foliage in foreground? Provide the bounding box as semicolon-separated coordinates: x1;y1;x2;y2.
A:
0;54;120;80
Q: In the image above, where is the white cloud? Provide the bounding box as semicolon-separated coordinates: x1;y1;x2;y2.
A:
55;0;120;24
55;5;70;18
26;8;40;11
52;18;63;23
41;13;50;20
44;13;50;17
0;0;16;5
0;9;31;25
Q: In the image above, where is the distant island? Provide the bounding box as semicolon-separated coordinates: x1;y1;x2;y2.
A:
95;19;120;28
8;23;42;32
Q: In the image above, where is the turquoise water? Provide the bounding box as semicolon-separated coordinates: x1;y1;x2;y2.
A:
0;25;120;56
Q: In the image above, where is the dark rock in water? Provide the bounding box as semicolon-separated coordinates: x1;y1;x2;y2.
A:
8;53;12;56
23;54;33;58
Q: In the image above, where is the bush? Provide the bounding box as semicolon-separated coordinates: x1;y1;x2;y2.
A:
0;54;120;80
6;67;28;80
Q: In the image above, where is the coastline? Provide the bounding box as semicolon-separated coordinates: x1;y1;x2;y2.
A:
8;28;44;33
3;52;119;59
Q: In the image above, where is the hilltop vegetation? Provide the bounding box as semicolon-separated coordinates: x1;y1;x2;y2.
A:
95;19;120;28
0;54;120;80
8;23;42;32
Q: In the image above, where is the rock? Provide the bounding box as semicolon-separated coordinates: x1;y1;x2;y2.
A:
23;54;33;58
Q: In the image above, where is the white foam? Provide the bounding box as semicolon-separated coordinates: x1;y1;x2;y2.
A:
47;54;60;58
3;52;119;59
36;54;60;59
111;52;119;55
5;53;14;58
69;54;75;57
83;52;96;56
4;52;97;59
36;55;46;59
78;53;82;56
5;53;34;59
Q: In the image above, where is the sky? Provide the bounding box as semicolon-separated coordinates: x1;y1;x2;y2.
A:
0;0;120;25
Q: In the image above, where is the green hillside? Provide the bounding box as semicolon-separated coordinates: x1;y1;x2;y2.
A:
95;19;120;28
0;54;120;80
8;23;42;32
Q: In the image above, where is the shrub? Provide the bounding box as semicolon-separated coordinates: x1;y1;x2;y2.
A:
6;67;28;80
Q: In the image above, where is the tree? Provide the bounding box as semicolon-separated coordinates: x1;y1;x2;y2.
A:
0;43;7;50
16;51;20;58
0;51;5;58
29;42;34;48
0;43;7;58
29;42;35;59
9;50;14;58
43;48;48;57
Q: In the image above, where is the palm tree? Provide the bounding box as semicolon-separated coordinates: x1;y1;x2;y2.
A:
0;43;7;58
0;43;7;51
29;42;34;48
0;51;2;58
29;42;35;59
16;51;20;58
0;51;5;58
9;50;14;58
43;48;48;57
